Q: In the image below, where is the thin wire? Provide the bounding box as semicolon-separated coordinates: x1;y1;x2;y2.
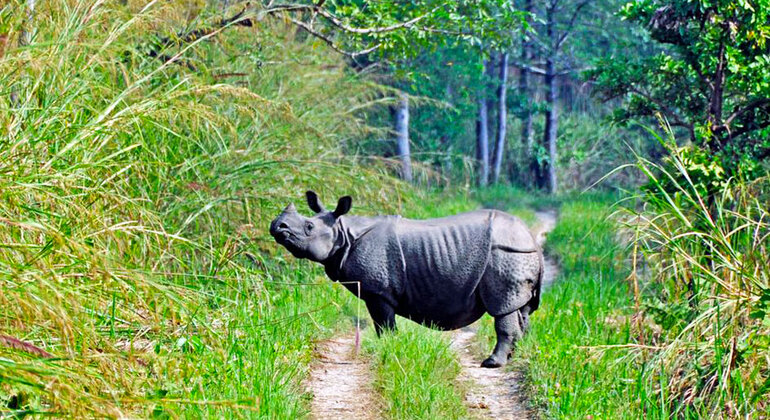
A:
355;281;361;355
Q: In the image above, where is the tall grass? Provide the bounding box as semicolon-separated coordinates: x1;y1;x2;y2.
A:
513;142;768;418
625;138;770;417
0;1;415;417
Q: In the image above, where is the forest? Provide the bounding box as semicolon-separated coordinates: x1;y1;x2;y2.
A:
0;0;768;418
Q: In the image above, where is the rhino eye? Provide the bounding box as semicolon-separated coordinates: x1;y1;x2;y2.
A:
305;222;314;233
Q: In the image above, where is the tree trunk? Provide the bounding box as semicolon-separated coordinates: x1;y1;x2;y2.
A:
520;0;534;152
476;59;490;187
544;59;558;193
708;40;726;151
519;0;537;187
543;4;559;194
395;93;413;182
492;52;509;184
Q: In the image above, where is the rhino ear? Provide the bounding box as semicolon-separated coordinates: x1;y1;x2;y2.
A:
306;190;326;213
333;196;352;218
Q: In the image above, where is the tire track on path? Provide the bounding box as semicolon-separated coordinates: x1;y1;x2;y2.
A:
450;210;559;419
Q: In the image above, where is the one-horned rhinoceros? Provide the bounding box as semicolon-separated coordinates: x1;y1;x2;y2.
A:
269;191;543;368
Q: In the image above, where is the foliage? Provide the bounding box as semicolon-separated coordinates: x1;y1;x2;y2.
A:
506;115;658;191
321;0;525;59
628;134;770;416
511;156;769;418
591;0;770;167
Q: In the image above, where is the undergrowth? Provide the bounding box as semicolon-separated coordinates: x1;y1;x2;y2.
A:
0;1;414;417
512;194;639;418
508;163;768;419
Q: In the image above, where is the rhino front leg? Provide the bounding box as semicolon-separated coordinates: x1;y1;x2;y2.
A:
365;296;396;336
481;311;523;368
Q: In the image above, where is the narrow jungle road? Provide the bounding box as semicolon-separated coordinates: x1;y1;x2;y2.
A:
450;210;559;420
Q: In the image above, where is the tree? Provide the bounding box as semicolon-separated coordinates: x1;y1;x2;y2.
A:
591;0;770;167
477;58;491;186
518;0;535;153
509;0;591;192
492;52;509;183
395;93;413;182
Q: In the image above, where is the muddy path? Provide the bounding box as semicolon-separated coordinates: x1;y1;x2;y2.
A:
450;210;559;419
307;333;378;420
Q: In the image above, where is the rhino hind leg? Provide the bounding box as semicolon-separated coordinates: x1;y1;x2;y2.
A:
481;311;523;368
479;251;541;317
479;250;541;368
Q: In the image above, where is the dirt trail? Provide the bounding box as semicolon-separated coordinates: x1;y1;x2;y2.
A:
307;334;377;420
451;328;530;418
450;210;559;419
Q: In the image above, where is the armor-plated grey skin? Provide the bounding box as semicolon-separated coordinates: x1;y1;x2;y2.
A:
270;191;543;368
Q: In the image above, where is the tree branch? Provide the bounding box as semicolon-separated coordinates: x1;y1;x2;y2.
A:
148;3;438;64
555;0;590;50
629;86;694;134
289;17;381;58
720;98;770;131
509;60;593;76
154;7;255;51
509;60;546;75
313;7;434;35
724;118;770;141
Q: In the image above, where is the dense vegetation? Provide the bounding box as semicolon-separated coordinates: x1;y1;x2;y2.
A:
1;0;768;418
0;1;416;416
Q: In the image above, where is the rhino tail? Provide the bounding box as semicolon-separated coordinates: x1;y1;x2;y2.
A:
529;252;544;313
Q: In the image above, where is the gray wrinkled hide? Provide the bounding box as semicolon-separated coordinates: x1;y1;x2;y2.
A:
270;192;543;367
329;211;542;330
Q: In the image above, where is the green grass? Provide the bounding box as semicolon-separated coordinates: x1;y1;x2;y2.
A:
512;194;641;418
500;187;770;419
363;323;468;420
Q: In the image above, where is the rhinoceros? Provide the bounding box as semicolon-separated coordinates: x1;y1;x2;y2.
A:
269;191;543;368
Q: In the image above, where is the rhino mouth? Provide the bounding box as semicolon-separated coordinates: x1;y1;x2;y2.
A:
273;230;302;251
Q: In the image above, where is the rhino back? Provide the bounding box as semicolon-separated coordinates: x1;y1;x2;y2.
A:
395;211;493;291
338;210;538;329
